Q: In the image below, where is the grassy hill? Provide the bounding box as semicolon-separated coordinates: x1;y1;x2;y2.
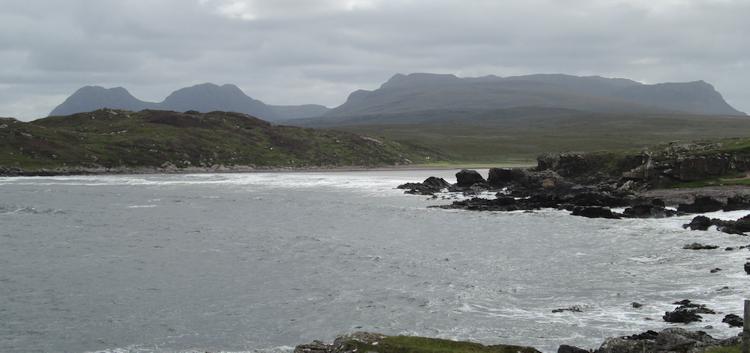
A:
0;109;442;175
310;109;750;163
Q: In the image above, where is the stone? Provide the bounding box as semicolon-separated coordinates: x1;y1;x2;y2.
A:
455;169;486;187
722;314;743;327
677;196;725;214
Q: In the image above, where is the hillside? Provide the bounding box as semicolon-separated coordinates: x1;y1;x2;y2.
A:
317;108;750;163
49;84;328;122
322;73;744;119
0;109;440;175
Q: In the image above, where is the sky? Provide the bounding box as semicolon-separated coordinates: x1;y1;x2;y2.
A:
1;0;748;120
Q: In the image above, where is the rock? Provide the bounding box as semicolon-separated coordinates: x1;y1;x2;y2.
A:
455;169;486;187
677;196;725;214
682;243;719;250
683;216;714;231
397;176;451;195
663;308;702;324
710;268;722;273
745;262;750;275
595;328;722;353
722;314;743;327
557;344;589;353
571;206;621;219
487;168;524;187
294;341;331;353
623;202;676;218
631;302;643;309
724;195;750;211
552;305;584;313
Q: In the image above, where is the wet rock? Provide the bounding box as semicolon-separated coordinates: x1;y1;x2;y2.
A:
557;345;589;353
682;243;719;250
662;300;715;324
631;302;643;309
294;341;332;353
455;169;486;187
722;314;743;327
663;309;702;324
677;196;725;214
623;202;677;218
683;216;713;231
745;262;750;275
397;176;451;195
571;206;621;219
710;268;722;273
487;168;525;187
552;305;584;313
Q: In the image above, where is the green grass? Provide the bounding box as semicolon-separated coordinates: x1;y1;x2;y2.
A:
0;109;446;172
331;112;750;163
704;344;742;353
339;335;540;353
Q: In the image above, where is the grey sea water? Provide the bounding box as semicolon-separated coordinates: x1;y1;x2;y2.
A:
0;170;748;353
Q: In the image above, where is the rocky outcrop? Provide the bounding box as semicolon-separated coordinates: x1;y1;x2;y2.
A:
571;206;621;219
594;328;738;353
662;300;715;324
683;214;750;235
623;200;676;218
397;177;451;195
557;345;589;353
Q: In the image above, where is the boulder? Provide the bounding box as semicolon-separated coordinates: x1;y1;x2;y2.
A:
594;328;721;353
623;202;676;218
663;309;702;324
745;262;750;275
683;216;713;231
571;206;621;219
722;314;743;327
677;196;725;214
455;169;486;187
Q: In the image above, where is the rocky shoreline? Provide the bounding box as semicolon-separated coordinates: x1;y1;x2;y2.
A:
293;328;743;353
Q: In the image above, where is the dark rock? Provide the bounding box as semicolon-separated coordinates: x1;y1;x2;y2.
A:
571;206;621;219
682;243;719;250
724;195;750;211
710;268;722;273
631;302;643;309
745;262;750;275
677;196;725;214
557;344;589;353
596;328;723;353
455;169;486;187
663;309;702;323
628;330;659;340
683;216;713;231
623;203;676;218
398;176;451;195
487;168;525;187
722;314;743;327
294;341;331;353
552;305;584;313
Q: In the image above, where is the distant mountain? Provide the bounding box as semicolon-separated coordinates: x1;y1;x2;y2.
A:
323;73;744;120
50;86;157;116
50;84;328;121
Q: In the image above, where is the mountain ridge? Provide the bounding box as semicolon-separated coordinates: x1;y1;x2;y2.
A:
49;83;330;121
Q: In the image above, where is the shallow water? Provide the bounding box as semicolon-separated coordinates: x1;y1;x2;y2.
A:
1;171;748;353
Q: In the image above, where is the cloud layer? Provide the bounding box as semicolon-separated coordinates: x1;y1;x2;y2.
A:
1;0;747;120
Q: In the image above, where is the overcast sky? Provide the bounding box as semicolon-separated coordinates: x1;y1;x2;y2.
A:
1;0;748;120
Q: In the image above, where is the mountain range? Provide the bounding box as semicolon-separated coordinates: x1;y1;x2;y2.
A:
49;74;745;125
49;83;330;121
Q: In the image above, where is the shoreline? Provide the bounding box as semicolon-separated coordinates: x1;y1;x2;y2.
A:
0;162;534;177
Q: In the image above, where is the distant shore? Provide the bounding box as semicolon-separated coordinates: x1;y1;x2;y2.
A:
0;162;535;177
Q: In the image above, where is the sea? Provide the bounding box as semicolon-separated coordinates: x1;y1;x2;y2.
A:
1;170;748;353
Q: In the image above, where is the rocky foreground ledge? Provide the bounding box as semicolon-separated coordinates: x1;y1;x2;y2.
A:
294;329;742;353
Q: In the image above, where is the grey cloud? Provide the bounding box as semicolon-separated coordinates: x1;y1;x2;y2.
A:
0;0;748;120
